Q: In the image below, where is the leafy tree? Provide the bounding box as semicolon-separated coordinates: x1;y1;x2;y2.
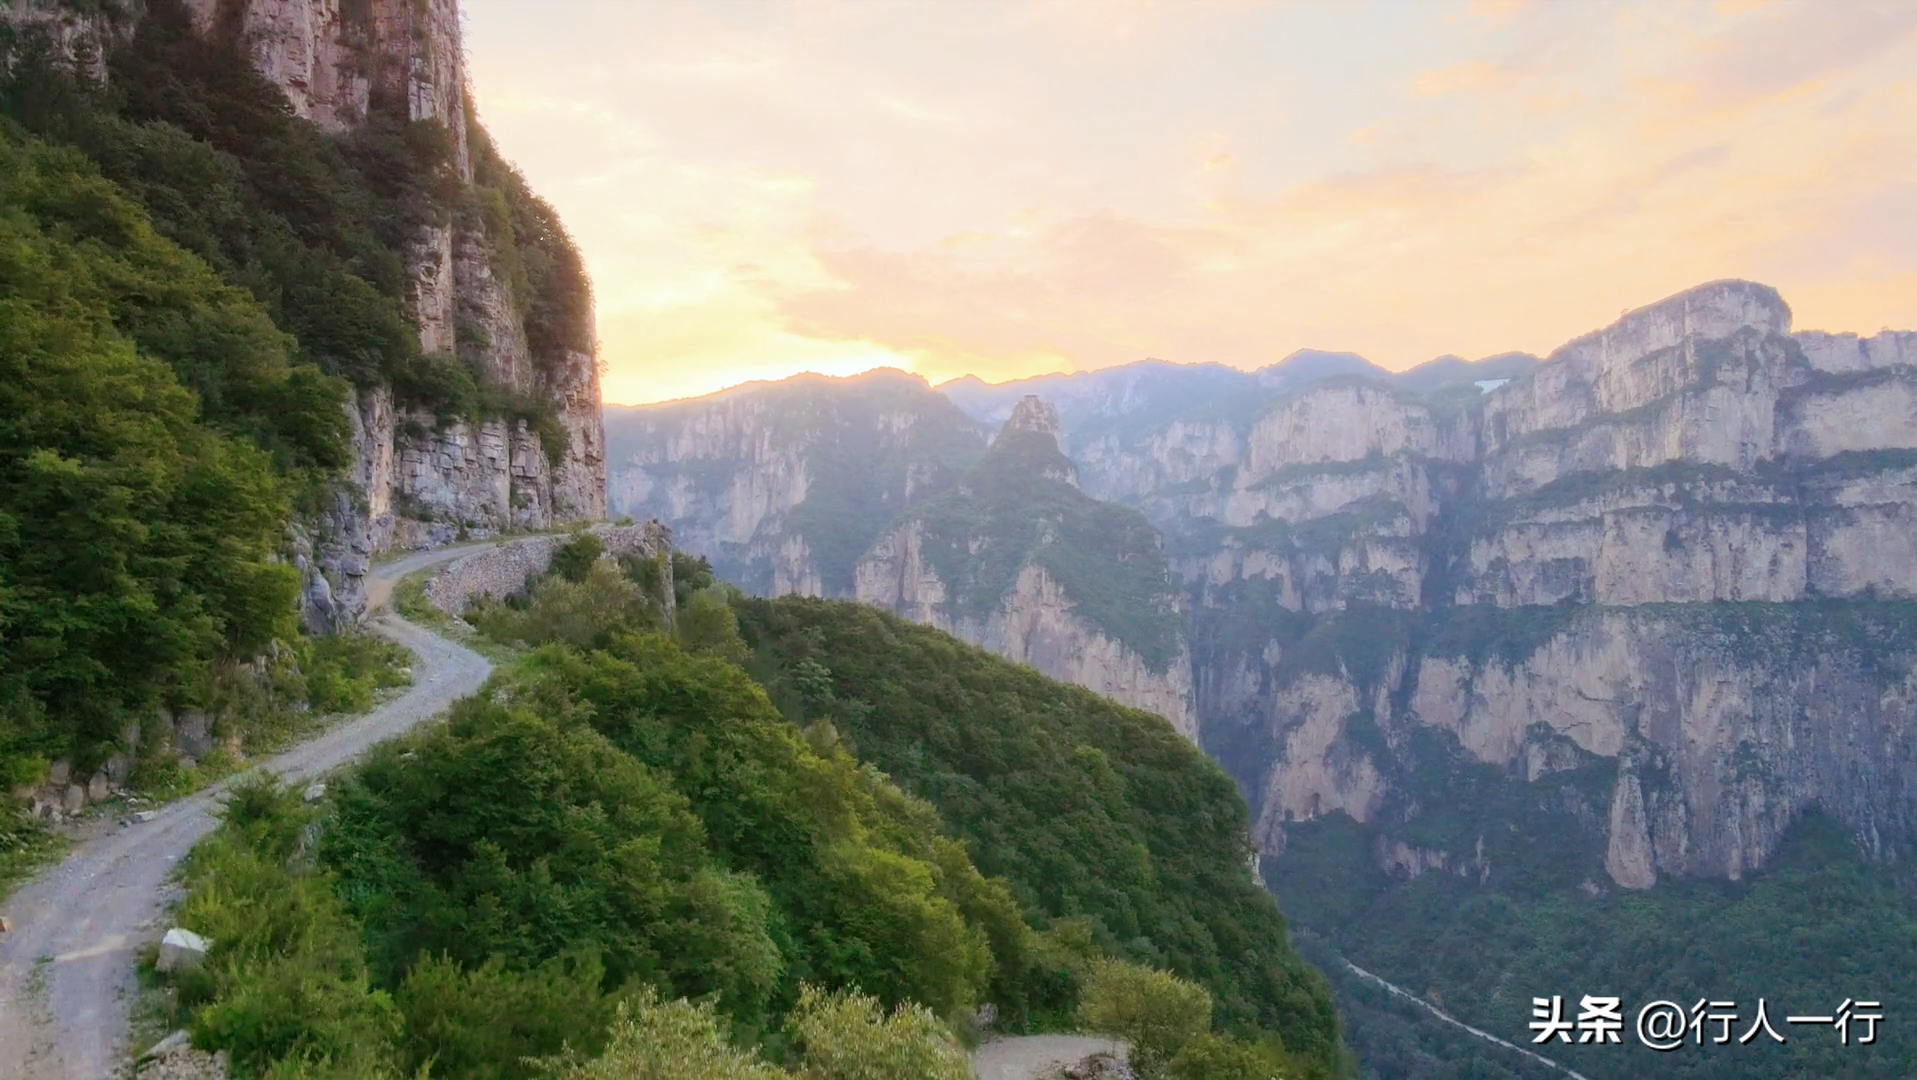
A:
549;532;605;584
785;985;972;1080
1167;1033;1293;1080
397;951;632;1080
677;586;750;664
544;990;786;1080
0;128;316;771
1076;960;1212;1076
672;552;717;608
469;558;662;649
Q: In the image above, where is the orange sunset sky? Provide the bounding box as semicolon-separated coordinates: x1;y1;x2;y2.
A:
461;0;1917;406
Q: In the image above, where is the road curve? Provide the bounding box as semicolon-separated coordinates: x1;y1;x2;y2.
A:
0;544;495;1080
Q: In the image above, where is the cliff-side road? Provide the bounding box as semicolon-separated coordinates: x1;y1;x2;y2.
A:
0;544;495;1080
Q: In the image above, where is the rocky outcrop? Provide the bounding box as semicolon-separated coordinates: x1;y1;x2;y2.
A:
137;1030;228;1080
1060;280;1917;890
853;399;1199;738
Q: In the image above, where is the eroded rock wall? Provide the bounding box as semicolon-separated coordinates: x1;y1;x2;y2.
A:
603;369;984;597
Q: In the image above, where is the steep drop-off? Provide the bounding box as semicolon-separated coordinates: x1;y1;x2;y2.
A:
609;379;1202;735
1091;282;1917;890
1076;280;1917;1079
183;0;608;624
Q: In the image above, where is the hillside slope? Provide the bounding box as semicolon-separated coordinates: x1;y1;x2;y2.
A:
735;593;1343;1071
126;542;1350;1080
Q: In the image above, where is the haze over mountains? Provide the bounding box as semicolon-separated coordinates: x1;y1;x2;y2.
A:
933;347;1541;440
606;278;1917;1078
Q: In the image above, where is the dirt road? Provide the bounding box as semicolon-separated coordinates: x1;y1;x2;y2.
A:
0;545;493;1080
972;1034;1125;1080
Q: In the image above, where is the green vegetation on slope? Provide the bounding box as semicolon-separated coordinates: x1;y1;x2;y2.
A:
0;123;343;780
158;552;1344;1077
1199;596;1917;1080
735;596;1345;1074
3;0;591;452
169;776;979;1080
0;0;598;790
906;426;1186;671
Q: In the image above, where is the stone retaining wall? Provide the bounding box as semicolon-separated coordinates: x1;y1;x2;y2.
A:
421;521;672;617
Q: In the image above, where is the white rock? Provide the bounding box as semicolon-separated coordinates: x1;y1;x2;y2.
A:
142;1029;191;1060
134;810;158;823
158;928;209;974
302;782;327;803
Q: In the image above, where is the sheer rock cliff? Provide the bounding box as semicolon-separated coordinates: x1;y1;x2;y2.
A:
170;0;608;630
1079;281;1917;888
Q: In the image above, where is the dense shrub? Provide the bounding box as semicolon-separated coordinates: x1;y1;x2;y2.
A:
467;558;664;649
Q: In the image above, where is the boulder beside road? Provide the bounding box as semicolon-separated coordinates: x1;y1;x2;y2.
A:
157;928;208;974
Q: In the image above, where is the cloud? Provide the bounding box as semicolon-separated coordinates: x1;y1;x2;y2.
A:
1665;0;1917;110
462;0;1917;403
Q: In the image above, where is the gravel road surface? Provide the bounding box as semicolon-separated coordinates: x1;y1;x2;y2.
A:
0;544;494;1080
972;1034;1126;1080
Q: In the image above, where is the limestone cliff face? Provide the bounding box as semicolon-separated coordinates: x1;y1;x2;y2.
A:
609;390;815;590
603;369;985;597
166;0;608;630
1071;280;1917;890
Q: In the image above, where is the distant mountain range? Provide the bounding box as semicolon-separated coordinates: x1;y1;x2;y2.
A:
604;281;1917;1079
930;348;1542;445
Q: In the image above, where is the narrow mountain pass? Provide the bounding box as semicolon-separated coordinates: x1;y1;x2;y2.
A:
0;544;496;1080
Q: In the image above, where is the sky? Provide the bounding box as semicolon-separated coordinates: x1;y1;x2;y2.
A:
461;0;1917;406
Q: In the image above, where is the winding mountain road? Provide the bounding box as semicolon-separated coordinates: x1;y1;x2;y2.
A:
0;545;494;1080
